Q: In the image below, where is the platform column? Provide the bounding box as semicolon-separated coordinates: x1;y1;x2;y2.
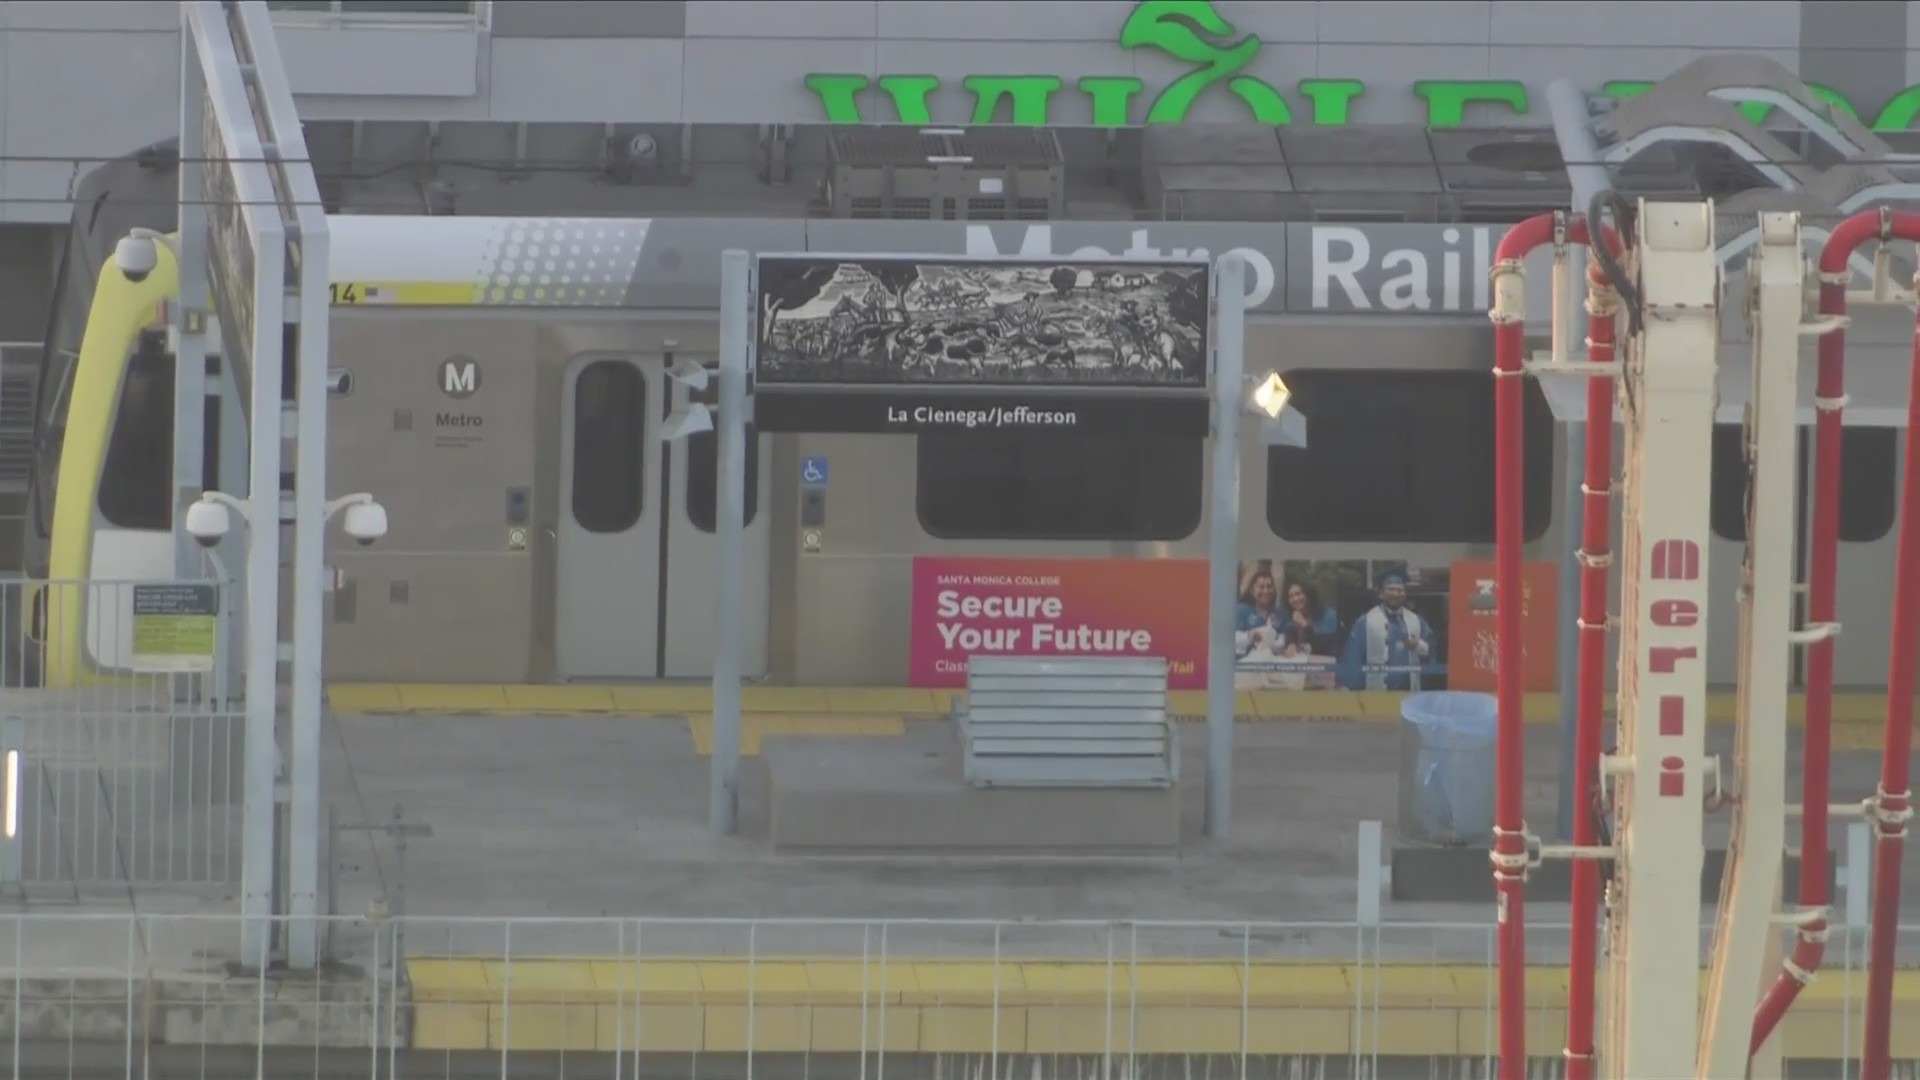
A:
1601;201;1719;1080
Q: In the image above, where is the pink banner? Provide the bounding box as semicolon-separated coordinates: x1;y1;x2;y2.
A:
908;556;1208;688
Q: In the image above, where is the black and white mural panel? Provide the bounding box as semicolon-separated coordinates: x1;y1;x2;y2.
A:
753;254;1213;433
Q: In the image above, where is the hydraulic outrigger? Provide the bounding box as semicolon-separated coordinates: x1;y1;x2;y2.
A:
1487;199;1920;1078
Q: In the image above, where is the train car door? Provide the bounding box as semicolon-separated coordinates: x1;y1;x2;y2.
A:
555;354;770;680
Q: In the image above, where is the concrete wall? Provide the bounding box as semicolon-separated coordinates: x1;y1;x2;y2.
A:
3;1;1920;221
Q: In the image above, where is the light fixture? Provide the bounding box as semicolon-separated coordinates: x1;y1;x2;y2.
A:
661;357;720;442
667;356;711;393
1251;372;1292;419
660;405;715;441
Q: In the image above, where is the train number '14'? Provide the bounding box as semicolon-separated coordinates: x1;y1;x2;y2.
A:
330;282;361;305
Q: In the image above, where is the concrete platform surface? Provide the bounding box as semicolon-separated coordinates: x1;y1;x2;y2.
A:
310;713;1918;940
760;730;1183;854
2;709;1917;1060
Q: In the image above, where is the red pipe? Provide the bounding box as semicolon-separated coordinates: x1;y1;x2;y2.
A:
1749;210;1920;1069
1862;213;1920;1080
1564;261;1619;1080
1489;212;1618;1080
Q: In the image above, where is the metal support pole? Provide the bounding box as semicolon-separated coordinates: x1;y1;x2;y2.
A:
1355;819;1382;927
204;0;335;969
286;231;330;970
186;0;321;970
173;23;209;585
1205;254;1247;839
239;261;285;972
1847;818;1872;927
710;250;750;836
1554;270;1586;839
1544;78;1616;839
283;216;331;970
218;387;248;706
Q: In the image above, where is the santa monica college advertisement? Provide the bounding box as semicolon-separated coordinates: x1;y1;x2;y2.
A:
908;556;1557;692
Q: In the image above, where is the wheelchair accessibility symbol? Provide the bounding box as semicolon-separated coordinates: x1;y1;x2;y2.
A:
801;457;829;487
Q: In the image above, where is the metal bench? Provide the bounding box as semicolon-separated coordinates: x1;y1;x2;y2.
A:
952;656;1178;789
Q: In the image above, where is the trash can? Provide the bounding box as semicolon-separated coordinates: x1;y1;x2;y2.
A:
1397;691;1498;846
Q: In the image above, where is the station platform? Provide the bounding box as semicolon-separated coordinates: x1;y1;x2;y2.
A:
9;712;1918;1061
402;955;1920;1058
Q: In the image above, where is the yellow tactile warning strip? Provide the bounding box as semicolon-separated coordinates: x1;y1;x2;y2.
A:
331;682;1907;728
684;713;907;757
403;956;1920;1057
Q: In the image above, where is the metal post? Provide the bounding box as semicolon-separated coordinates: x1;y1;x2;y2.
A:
201;0;335;970
1355;819;1382;926
173;21;209;584
1555;419;1585;835
710;250;750;836
1544;78;1614;840
1205;254;1247;839
239;242;286;973
1847;818;1871;926
1354;819;1382;1075
284;160;331;974
218;388;248;706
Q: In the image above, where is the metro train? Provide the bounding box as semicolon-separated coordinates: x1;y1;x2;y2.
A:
20;144;1916;692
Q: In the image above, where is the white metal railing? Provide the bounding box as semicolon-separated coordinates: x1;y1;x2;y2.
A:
0;913;1913;1075
0;579;240;897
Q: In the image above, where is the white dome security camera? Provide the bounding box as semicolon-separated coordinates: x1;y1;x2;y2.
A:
184;500;231;548
341;502;388;547
114;235;159;284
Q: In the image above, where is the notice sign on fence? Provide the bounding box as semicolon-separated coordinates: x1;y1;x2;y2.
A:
130;584;218;673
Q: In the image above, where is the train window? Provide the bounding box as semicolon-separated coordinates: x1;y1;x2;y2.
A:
31;222;90;540
201;395;220;496
98;332;175;530
915;430;1203;541
1838;429;1898;542
685;426;760;533
1710;424;1897;543
1708;424;1753;542
569;360;646;534
29;352;75;538
1265;369;1555;544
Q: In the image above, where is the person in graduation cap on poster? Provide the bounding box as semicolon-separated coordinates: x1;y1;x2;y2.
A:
1338;571;1435;692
